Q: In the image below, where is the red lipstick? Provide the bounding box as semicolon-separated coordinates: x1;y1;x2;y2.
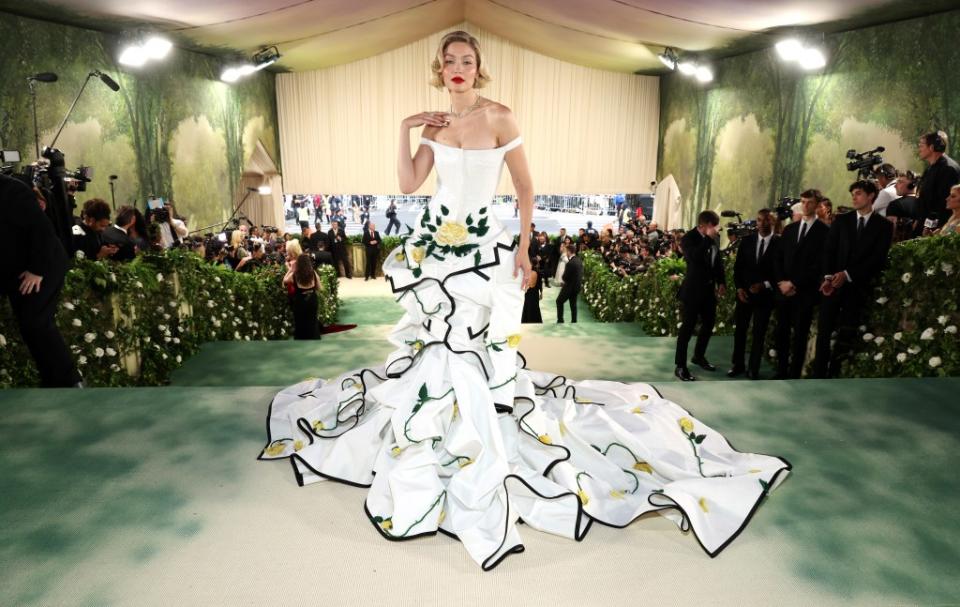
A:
452;76;464;83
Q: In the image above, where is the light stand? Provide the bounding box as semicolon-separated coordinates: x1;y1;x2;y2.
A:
108;175;118;210
29;79;40;159
189;187;257;235
48;70;119;150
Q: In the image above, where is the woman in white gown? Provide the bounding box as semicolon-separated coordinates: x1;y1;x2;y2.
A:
261;30;790;570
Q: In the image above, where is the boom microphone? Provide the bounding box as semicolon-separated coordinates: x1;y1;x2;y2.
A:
28;72;58;82
93;70;120;92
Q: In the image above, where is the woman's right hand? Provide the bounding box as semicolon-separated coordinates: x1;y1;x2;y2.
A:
402;111;451;129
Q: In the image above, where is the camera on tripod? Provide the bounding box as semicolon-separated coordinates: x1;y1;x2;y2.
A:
846;146;885;179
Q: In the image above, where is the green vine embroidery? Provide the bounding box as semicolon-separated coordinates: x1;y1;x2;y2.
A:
403;383;455;444
372;490;447;537
678;417;723;478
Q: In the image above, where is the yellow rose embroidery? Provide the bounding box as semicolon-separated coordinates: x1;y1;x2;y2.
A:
264;442;286;457
438;509;446;525
412;340;424;352
394;251;406;262
435;221;469;246
631;407;644;414
381;519;393;531
749;468;761;474
609;490;626;500
391;446;402;458
452;401;460;420
293;440;304;452
458;458;474;468
506;334;522;348
640;394;649;401
411;247;426;264
538;434;552;445
699;497;709;513
312;420;325;431
559;421;568;436
578;490;589;506
575;396;589;404
633;461;653;474
679;417;694;433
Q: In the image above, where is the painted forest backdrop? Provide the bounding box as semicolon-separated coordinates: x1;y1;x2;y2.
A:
0;12;279;231
658;8;960;226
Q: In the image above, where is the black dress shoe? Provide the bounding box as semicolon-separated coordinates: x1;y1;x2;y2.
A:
691;357;717;372
727;366;745;378
674;366;696;381
746;370;760;380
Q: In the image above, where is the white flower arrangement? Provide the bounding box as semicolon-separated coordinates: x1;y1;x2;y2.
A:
106;348;117;357
896;352;907;363
873;353;883;361
929;357;942;368
937;315;949;325
901;272;911;283
946;325;958;334
874;336;885;346
862;333;875;342
920;328;935;340
72;318;82;327
893;332;902;341
84;332;96;343
105;330;115;339
94;348;104;358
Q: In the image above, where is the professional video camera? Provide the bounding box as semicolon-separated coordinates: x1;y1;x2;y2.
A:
720;209;758;243
775;196;799;221
846;146;885;179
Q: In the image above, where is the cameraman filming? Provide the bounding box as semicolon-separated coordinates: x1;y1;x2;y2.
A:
0;173;81;387
152;201;188;249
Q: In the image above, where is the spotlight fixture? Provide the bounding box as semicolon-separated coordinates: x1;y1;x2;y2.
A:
677;61;697;76
695;65;714;83
257;185;272;195
658;48;678;71
775;37;827;70
221;46;282;84
798;47;826;70
118;32;173;67
775;39;803;61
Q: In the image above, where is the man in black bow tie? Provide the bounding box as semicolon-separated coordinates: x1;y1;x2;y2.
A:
674;210;726;381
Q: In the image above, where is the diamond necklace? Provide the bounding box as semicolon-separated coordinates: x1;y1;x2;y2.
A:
449;94;482;119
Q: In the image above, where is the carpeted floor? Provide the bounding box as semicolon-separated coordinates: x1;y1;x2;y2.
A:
2;276;957;606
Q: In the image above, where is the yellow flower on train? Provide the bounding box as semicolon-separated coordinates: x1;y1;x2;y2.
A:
438;509;446;525
391;446;402;458
640;394;649;400
452;401;460;420
633;461;653;474
679;417;694;433
699;497;709;513
412;340;424;352
394;251;406;262
575;396;589;404
411;247;426;264
609;490;626;500
264;442;286;457
749;468;761;474
458;458;474;468
538;434;552;445
578;490;589;506
506;334;522;348
436;221;469;246
559;421;568;436
381;519;393;531
293;440;304;452
631;407;643;414
312;420;325;431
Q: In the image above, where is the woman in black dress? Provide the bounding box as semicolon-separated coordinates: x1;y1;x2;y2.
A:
520;269;542;323
284;253;322;339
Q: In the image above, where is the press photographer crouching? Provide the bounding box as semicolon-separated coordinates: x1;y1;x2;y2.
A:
0;173;81;387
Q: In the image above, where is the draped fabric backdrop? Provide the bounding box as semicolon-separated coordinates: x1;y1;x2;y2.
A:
277;22;659;196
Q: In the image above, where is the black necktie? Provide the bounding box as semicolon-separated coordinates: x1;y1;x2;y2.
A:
798;222;808;242
857;216;865;235
758;237;766;259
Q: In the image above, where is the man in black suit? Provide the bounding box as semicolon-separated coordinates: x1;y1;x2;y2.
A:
556;244;582;323
72;198;119;261
99;206;137;261
917;130;960;226
363;222;382;281
813;180;893;378
384;199;401;235
0;174;80;387
308;222;330;252
774;190;830;379
327;219;351;278
729;209;780;379
674;210;726;381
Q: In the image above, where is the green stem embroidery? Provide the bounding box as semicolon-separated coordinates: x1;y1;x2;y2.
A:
377;491;447;538
488;373;517;390
403;384;455;444
398;288;441;315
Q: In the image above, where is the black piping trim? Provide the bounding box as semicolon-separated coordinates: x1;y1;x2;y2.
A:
468;323;490;340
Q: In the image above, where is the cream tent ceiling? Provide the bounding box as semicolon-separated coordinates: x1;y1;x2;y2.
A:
1;0;954;73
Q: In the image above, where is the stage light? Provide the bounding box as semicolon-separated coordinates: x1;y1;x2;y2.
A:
220;47;282;84
253;46;281;71
776;39;803;62
798;47;826;70
695;66;714;83
258;185;272;195
143;36;172;60
118;45;148;67
658;48;677;70
220;67;241;83
677;61;697;76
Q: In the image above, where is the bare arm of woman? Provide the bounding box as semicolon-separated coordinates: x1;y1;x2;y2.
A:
498;107;533;289
397;112;449;194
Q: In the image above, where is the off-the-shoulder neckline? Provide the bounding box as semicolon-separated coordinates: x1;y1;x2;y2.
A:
420;136;521;151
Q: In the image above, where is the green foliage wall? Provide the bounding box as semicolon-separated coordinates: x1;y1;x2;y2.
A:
0;12;280;230
659;9;960;225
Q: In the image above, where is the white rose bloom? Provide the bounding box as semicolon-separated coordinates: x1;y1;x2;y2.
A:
873;353;883;361
72;318;82;327
769;349;777;358
162;353;168;360
875;297;888;305
214;276;221;283
144;336;151;343
946;325;958;334
858;325;867;332
920;328;935;340
238;305;244;311
172;337;180;344
929;357;942;368
0;334;5;347
937;315;949;325
874;336;885;346
156;273;164;282
106;347;116;357
105;330;115;339
862;333;875;342
163;314;170;320
109;273;116;282
896;352;907;363
164;337;171;343
207;300;214;308
75;250;86;260
244;336;250;341
234;331;241;339
908;346;921;355
94;347;104;358
176;355;182;363
901;272;911;283
158;325;166;332
92;308;99;315
63;302;75;310
135;281;143;289
925;268;935;276
942;262;954;275
110;364;119;371
83;333;96;343
78;355;87;365
894;332;903;341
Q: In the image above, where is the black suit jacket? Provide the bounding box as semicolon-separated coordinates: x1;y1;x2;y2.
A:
561;254;583;293
100;225;136;261
308;230;330;251
678;228;725;303
918;154;960;222
327;228;348;254
775;219;829;294
0;174;67;288
822;211;893;290
734;233;780;299
363;230;381;250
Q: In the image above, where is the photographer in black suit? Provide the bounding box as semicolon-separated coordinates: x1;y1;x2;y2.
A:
674;210;726;381
555;243;582;323
72;198;119;261
99;205;137;261
363;222;382;280
729;209;779;379
327;219;352;278
813;180;893;378
773;190;829;378
0;174;80;387
917;130;960;226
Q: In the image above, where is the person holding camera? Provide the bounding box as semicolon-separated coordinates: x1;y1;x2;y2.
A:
155;202;188;249
100;205;138;261
674;210;726;381
813;180;893;379
729;209;780;380
72;198;119;260
0;173;81;387
917;130;960;227
327;219;352;278
773;190;829;379
872;163;899;216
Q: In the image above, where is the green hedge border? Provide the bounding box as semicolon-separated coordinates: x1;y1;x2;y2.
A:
0;249;339;387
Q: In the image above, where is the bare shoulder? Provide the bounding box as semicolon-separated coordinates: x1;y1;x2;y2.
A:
421;125;440;141
482;100;520;143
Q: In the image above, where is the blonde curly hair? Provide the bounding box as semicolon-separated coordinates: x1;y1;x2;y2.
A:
429;30;491;90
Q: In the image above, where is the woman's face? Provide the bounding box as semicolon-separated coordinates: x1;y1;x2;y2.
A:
947;188;960;210
442;41;477;92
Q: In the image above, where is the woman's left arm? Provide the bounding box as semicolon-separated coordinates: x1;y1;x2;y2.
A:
500;107;534;288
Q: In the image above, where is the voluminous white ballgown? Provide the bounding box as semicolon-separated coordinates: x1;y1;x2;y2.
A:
260;136;791;570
